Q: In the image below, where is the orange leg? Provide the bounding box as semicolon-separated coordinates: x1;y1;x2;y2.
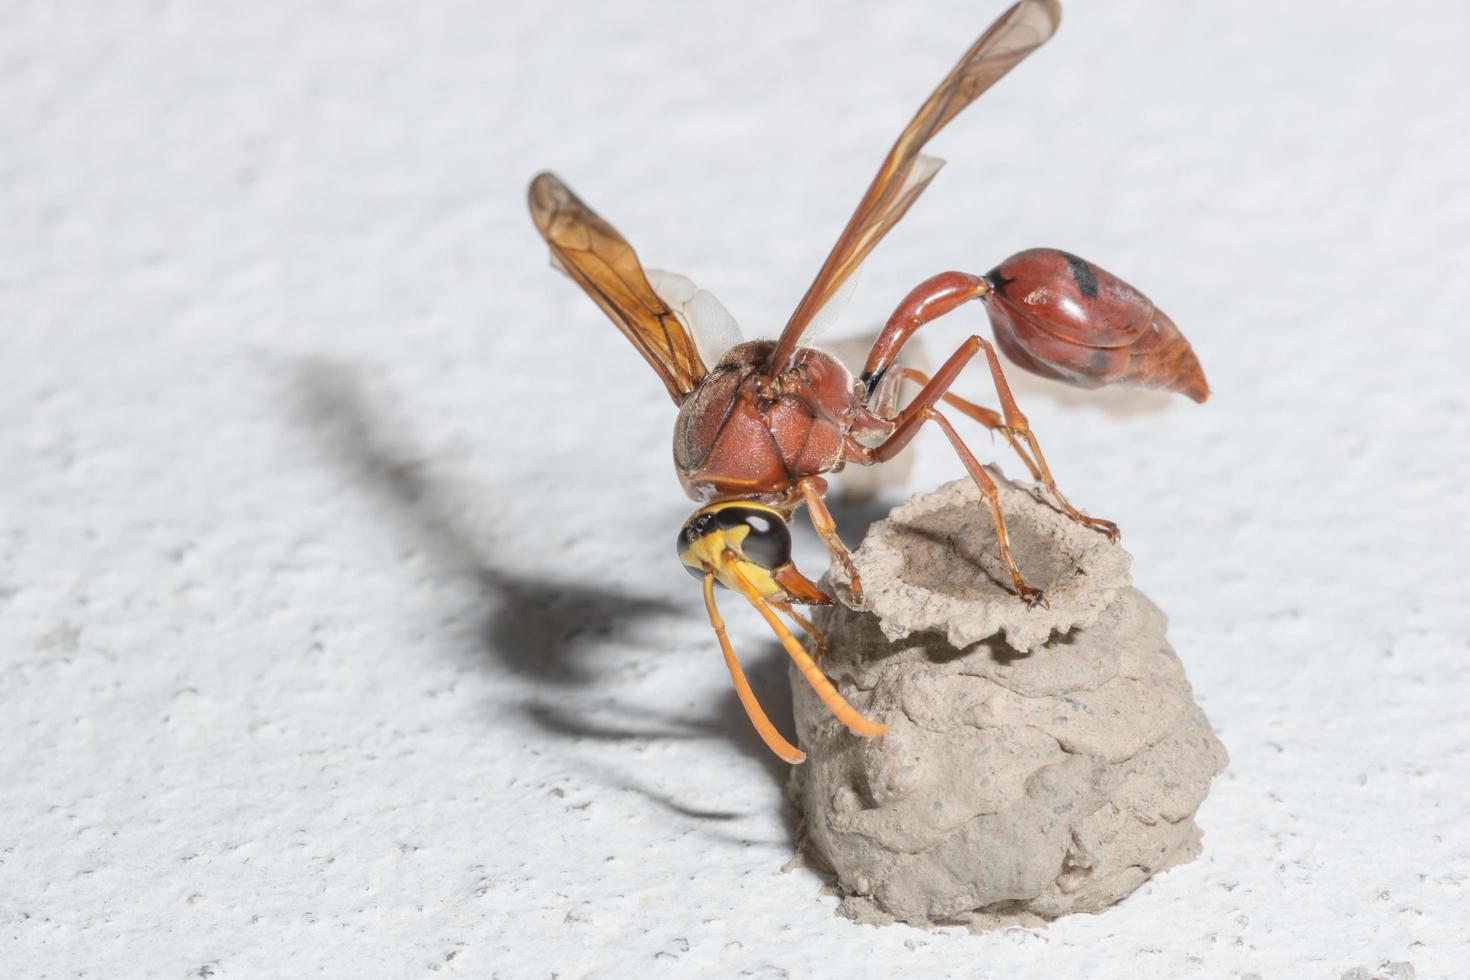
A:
889;350;1117;541
894;367;1042;482
797;476;863;605
949;343;1119;542
924;407;1046;607
703;573;806;764
863;272;1118;542
857;341;1048;604
727;555;886;739
899;364;1118;539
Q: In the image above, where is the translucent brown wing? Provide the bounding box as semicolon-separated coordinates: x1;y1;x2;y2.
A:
766;0;1062;373
529;172;708;403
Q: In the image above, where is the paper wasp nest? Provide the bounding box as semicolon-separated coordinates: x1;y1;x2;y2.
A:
788;472;1227;931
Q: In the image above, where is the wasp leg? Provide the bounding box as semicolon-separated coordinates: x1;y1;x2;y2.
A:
922;406;1046;607
950;339;1119;542
858;384;1046;606
703;572;806;764
893;367;1042;482
769;599;826;662
726;554;886;739
862;273;1118;542
796;476;863;605
896;345;1117;541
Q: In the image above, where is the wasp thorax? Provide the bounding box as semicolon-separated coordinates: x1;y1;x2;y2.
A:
677;502;792;584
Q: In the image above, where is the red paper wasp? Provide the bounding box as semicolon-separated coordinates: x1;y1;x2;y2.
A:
528;0;1207;764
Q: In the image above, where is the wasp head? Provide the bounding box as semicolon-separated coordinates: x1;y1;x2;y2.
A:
676;501;830;605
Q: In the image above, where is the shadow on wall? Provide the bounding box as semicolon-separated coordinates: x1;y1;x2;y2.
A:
1007;366;1180;419
286;358;812;825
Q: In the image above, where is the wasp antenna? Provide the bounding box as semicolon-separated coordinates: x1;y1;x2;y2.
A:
703;572;806;764
726;557;887;739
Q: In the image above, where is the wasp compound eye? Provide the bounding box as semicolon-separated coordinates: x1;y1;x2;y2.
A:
714;506;791;570
677;510;719;581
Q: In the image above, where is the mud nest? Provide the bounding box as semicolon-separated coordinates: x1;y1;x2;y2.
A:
788;471;1227;931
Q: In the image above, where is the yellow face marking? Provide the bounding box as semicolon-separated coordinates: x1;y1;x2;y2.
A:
679;521;784;598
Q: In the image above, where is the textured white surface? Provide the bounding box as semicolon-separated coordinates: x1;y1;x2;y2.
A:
2;2;1467;978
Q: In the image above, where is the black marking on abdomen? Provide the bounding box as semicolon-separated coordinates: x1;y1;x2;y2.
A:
1060;251;1099;300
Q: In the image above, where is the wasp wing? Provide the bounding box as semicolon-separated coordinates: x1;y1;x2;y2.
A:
646;268;744;370
765;0;1062;374
529;172;708;403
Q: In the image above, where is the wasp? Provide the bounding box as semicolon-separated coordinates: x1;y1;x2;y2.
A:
528;0;1207;764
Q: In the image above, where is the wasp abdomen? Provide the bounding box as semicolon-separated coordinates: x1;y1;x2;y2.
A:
984;248;1209;402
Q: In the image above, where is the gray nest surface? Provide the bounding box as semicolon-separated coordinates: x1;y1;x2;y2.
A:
789;472;1227;932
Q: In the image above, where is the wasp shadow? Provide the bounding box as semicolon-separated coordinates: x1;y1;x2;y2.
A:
288;359;682;686
1007;368;1180;419
287;358;801;822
